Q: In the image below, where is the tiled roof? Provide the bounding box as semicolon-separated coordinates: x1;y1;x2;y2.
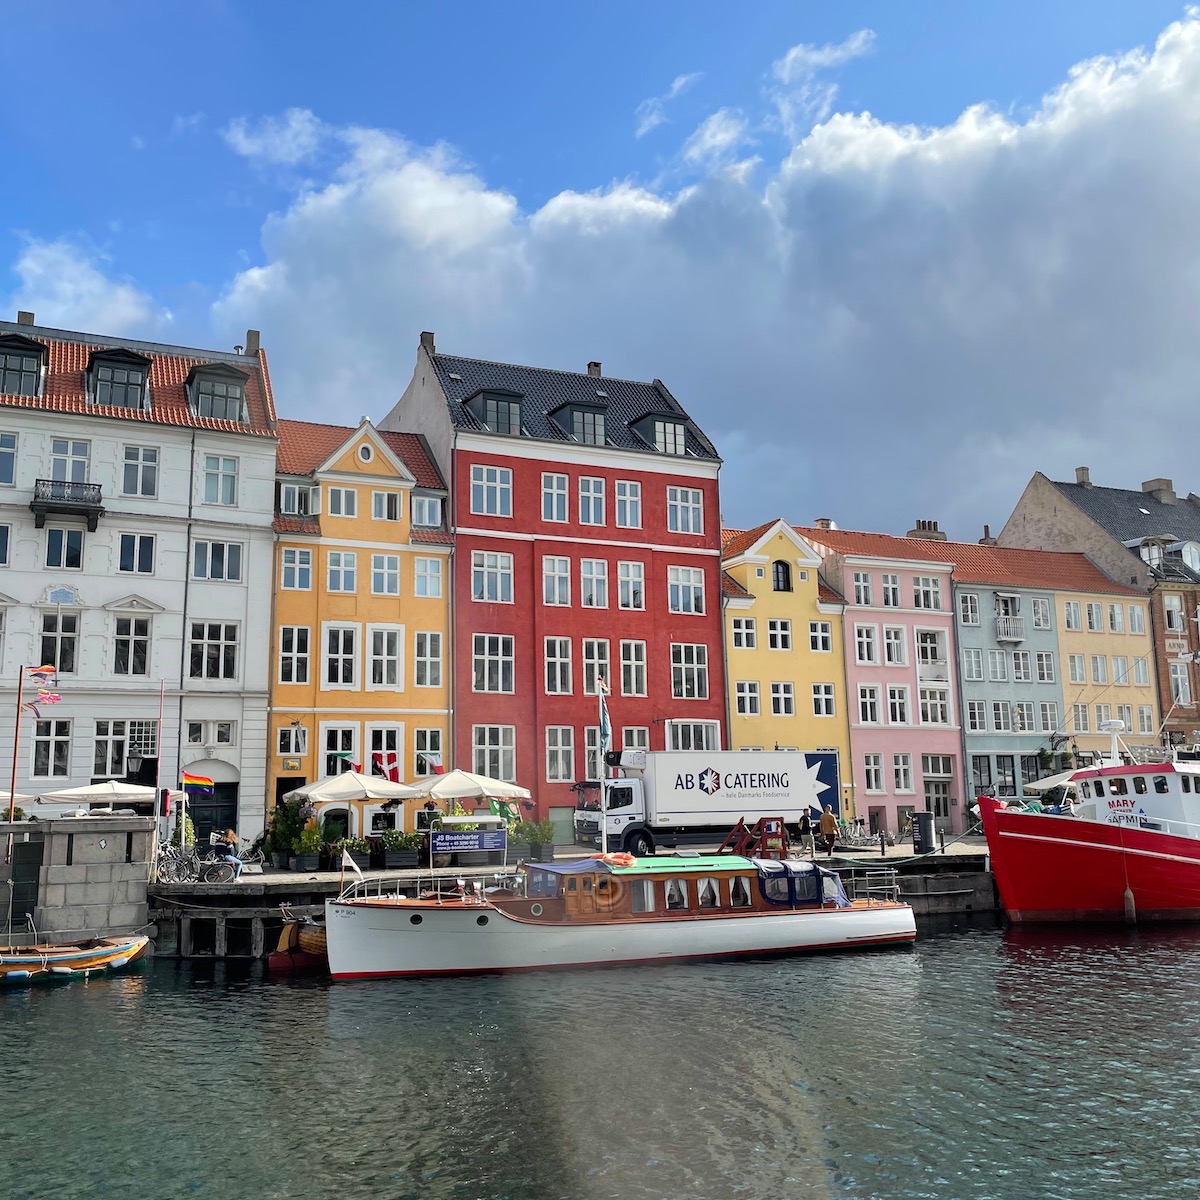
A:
430;352;719;460
721;521;776;558
721;570;752;599
274;515;321;535
818;581;844;604
412;527;454;545
0;321;276;436
276;419;445;489
798;527;1145;596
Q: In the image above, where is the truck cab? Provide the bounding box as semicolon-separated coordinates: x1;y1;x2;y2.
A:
573;777;648;854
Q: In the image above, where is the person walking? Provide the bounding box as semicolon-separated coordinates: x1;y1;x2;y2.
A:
798;810;816;857
215;828;243;879
818;805;839;857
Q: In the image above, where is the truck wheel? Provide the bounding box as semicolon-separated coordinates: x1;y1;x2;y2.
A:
627;832;653;858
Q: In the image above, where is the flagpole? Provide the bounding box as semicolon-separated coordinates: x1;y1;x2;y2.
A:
5;665;26;868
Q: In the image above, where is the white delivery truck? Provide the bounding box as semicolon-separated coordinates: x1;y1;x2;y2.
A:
573;749;841;856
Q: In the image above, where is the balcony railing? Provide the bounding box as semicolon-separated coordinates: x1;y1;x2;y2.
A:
30;479;105;531
995;615;1025;642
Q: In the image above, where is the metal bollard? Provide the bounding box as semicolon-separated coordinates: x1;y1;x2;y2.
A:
939;830;945;854
879;831;886;857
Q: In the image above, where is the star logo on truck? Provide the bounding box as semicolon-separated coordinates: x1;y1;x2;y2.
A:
699;767;721;795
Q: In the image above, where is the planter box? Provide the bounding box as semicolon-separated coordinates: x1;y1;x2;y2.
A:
534;844;556;862
270;852;288;869
507;844;534;861
346;852;370;871
383;850;419;869
290;854;320;872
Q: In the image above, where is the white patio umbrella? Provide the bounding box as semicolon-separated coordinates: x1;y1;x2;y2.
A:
282;771;421;803
406;769;531;802
1023;769;1081;794
36;779;158;805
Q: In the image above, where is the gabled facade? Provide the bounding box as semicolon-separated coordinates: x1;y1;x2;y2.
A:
0;314;278;840
269;419;450;814
721;520;852;807
379;334;725;826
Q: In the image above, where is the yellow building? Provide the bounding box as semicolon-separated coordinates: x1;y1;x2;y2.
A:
269;419;452;825
722;520;855;815
1055;586;1160;760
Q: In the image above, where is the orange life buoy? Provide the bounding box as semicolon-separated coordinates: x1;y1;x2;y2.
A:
599;852;635;868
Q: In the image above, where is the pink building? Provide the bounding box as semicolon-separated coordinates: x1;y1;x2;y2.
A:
801;525;967;838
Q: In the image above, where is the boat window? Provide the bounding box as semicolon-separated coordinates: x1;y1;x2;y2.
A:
763;875;790;904
1155;776;1169;794
1134;776;1148;795
527;869;558;897
566;877;577;892
1184;777;1193;794
1094;780;1105;797
729;877;751;908
1110;778;1128;796
1080;781;1092;798
582;876;593;892
665;879;689;910
791;867;821;904
696;877;719;908
630;879;654;913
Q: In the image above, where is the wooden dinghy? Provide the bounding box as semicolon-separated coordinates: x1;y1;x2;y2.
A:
0;934;150;984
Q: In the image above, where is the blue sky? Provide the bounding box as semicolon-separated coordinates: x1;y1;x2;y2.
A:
4;2;1199;537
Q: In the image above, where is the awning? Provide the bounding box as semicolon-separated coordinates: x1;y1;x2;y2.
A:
1023;769;1080;794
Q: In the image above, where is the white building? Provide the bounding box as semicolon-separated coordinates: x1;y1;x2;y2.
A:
0;314;278;839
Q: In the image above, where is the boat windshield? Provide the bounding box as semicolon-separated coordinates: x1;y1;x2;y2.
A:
754;860;849;908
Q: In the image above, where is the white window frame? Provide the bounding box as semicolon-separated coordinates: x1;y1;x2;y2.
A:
414;631;442;688
472;551;514;603
371;553;400;596
473;633;515;693
736;681;760;716
545;637;572;695
666;486;703;534
668;565;705;615
770;682;795;717
473;724;516;781
543;556;571;606
583;638;611;696
542;473;568;522
581;559;609;608
959;593;979;626
281;547;313;590
470;465;513;518
322;623;358;689
812;683;835;716
328;486;357;517
732;617;757;649
546;726;574;782
279;625;310;684
809;621;831;652
414;557;442;598
768;619;791;650
615;480;642;529
670;643;708;700
327;550;356;593
618;561;644;610
620;640;647;697
203;454;237;506
579;476;605;526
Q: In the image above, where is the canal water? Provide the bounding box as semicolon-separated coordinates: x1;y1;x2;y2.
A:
4;917;1200;1200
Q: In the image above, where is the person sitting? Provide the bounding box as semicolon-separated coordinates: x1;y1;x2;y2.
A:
215;828;243;879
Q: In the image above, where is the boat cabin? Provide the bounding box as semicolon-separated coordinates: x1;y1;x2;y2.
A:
1071;763;1200;838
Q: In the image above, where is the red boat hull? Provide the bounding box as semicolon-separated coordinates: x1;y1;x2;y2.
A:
977;795;1200;923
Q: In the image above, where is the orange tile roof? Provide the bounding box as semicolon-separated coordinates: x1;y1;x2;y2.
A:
274;515;321;535
798;527;1146;596
0;323;276;436
721;521;778;558
276;419;445;489
721;570;752;599
818;581;844;604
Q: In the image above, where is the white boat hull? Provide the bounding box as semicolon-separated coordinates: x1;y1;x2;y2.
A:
325;900;915;979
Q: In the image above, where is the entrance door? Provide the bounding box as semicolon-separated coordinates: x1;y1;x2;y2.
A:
276;776;305;807
925;781;951;832
187;783;238;846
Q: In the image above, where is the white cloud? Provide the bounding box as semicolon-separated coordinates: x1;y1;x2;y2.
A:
682;109;750;166
771;28;874;137
6;239;168;335
773;30;875;83
635;71;703;137
223;107;327;165
202;12;1200;540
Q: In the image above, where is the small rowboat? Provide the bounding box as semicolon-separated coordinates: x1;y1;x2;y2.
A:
0;934;150;984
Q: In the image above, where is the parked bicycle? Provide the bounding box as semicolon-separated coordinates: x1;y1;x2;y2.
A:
154;840;236;883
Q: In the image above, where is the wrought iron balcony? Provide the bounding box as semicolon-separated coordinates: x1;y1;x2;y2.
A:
30;479;105;531
995;615;1025;642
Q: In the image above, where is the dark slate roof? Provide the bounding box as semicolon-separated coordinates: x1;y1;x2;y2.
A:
430;353;720;460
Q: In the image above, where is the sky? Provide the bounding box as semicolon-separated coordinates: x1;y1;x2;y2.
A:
3;1;1198;540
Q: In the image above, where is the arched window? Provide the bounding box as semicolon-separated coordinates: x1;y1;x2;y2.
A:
772;560;792;592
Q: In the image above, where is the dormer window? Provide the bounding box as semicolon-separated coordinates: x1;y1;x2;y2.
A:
633;413;688;455
571;409;606;446
1140;540;1164;568
412;495;442;527
278;482;318;516
187;364;249;423
0;334;46;398
88;348;152;411
465;388;523;435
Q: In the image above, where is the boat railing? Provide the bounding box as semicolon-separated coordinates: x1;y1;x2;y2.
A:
836;867;902;905
337;870;525;902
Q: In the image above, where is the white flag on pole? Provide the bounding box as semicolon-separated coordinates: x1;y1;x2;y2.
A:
341;847;364;880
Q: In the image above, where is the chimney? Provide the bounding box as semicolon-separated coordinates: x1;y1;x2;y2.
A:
1075;466;1092;488
813;517;835;530
906;519;948;541
16;310;34;326
1142;477;1177;505
979;524;997;546
243;329;261;355
587;361;602;377
419;331;436;354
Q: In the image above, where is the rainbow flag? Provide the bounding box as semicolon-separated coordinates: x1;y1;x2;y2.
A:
182;771;214;794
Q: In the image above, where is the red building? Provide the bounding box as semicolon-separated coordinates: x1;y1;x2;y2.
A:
380;334;725;822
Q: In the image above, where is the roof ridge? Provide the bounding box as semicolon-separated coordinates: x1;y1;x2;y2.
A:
434;352;656;389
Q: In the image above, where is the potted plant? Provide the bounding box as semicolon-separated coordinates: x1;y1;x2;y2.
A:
291;826;322;871
379;829;423;869
338;836;371;871
509;820;539;861
266;798;304;868
530;818;557;862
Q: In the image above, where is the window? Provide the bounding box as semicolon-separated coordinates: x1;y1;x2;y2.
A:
1;347;40;397
864;754;883;792
1032;597;1051;629
41;612;78;673
1086;602;1103;632
920;687;950;724
190;621;239;679
371;491;401;522
1133;658;1150;686
881;573;900;606
853;572;871;605
768;619;791;650
1040;701;1059;733
859;685;880;724
545;637;572;694
113;616;149;675
884;627;906;666
1012;651;1032;683
50;438;89;484
473;634;515;693
579;477;606;525
615;480;641;528
121;446;158;497
324;626;356;687
203;455;237;505
1091;656;1108;685
0;524;9;565
1113;656;1129;686
1164;594;1185;632
1069;654;1086;683
546;727;574;782
1064;601;1081;630
371;554;400;595
668;566;705;614
894;754;913;792
913;577;941;609
967;700;987;731
542;473;568;522
963;648;983;681
33;719;70;777
415;729;443;776
809;621;831;652
282;548;312;590
482;396;521;434
732;618;757;649
736;681;760;715
1170;661;1191;705
671;643;708;699
959;593;980;625
193;375;243;421
474;725;516;780
771;682;795;716
414;631;442;687
541;556;570;606
328;487;357;517
992;701;1012;732
653;420;686;455
1095;703;1112;728
414;557;441;598
1117;704;1133;732
1014;701;1034;732
1130;606;1145;634
773;561;792;592
116;533;154;574
279;626;310;684
1072;703;1090;734
1138;705;1155;734
583;639;610;695
93;719;128;777
327;551;356;593
46;528;83;570
923;755;953;778
470;465;512;517
888;686;909;724
666;487;703;534
813;684;835;716
193;540;242;582
581;559;609;608
324;726;357;777
855;625;878;664
0;432;15;485
987;650;1008;682
365;627;401;688
667;721;719;751
618;561;644;610
621;641;647;696
472;551;513;602
1036;652;1055;683
996;756;1016;798
411;495;440;527
971;756;992;792
623;727;650;753
1107;603;1124;633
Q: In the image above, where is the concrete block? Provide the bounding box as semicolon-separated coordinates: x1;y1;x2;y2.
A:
47;866;88;884
108;903;147;927
64;883;91;905
40;884;66;907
